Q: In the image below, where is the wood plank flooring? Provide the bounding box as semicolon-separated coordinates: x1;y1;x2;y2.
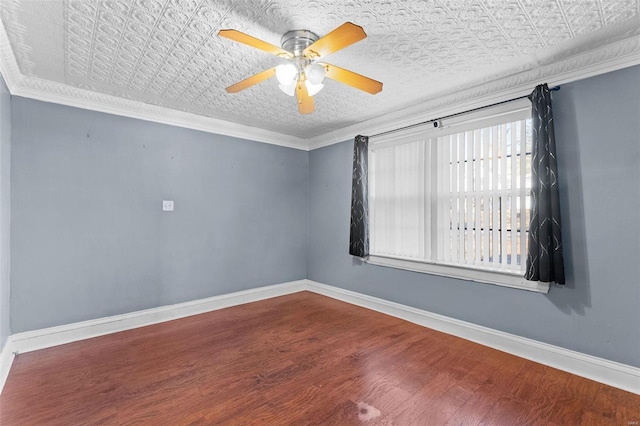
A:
1;291;638;425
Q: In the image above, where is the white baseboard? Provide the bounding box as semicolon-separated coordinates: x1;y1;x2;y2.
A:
10;280;306;356
305;280;640;395
0;336;15;394
1;278;638;397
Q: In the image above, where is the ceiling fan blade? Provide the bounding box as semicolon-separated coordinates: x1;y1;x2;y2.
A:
225;68;276;93
295;80;315;114
323;63;383;94
303;22;366;59
219;29;293;58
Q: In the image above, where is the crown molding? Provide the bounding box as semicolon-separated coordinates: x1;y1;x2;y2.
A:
12;75;309;150
0;17;308;151
0;13;639;152
306;32;640;150
0;12;23;95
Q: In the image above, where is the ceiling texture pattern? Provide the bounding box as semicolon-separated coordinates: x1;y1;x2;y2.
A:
0;0;639;149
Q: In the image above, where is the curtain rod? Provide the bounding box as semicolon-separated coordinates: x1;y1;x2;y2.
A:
370;86;561;139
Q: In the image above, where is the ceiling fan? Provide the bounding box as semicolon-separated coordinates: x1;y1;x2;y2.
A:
219;22;383;114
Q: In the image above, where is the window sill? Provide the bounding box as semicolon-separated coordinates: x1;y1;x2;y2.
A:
365;255;550;293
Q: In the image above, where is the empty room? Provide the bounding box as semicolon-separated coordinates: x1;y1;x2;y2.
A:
0;0;639;424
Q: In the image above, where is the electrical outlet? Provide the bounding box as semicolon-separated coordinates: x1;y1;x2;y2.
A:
162;200;174;211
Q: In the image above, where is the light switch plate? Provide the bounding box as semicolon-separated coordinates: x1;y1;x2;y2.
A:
162;200;174;211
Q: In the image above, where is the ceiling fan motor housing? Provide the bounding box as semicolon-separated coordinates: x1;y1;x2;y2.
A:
281;30;319;56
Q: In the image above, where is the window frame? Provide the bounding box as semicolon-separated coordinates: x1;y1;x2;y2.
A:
366;99;549;293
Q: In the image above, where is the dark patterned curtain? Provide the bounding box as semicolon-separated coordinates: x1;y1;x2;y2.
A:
525;84;565;284
349;135;369;258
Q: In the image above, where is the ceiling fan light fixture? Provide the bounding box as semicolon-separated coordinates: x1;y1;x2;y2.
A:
306;63;326;85
220;22;383;114
305;80;324;96
275;63;297;85
279;81;297;96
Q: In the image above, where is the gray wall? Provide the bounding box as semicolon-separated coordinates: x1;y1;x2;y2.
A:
6;66;640;368
308;65;640;367
11;98;308;333
0;76;10;351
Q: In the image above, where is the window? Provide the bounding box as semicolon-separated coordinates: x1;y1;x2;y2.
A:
368;100;548;292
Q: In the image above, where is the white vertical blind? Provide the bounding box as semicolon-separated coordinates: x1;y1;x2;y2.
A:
449;134;458;264
509;121;518;267
499;122;508;269
516;121;530;269
464;131;472;265
481;127;491;267
369;104;531;275
473;129;481;266
370;140;426;259
436;140;449;263
436;119;530;272
491;125;499;267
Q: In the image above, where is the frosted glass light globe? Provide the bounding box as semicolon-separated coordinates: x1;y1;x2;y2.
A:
306;63;326;85
279;81;296;96
305;80;324;96
275;63;297;85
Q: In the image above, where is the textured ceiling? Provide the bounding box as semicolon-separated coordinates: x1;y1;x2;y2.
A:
1;0;639;144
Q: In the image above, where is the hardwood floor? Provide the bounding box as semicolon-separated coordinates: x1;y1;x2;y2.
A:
1;291;638;425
